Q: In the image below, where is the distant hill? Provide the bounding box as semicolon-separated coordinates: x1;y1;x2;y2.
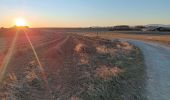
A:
142;25;170;32
146;24;170;28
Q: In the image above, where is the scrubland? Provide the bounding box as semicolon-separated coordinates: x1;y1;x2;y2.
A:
0;29;145;100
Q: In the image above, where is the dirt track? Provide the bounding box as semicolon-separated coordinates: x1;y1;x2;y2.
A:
125;39;170;100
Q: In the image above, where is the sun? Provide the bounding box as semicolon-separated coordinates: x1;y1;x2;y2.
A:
15;18;27;26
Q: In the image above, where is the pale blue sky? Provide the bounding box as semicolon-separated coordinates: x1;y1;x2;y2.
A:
0;0;170;27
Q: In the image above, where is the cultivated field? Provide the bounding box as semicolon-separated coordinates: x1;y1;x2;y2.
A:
83;31;170;46
0;29;146;100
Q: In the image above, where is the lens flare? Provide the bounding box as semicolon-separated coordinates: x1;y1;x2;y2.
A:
23;30;53;98
0;30;19;81
0;28;53;98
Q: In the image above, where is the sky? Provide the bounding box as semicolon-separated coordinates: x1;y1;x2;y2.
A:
0;0;170;27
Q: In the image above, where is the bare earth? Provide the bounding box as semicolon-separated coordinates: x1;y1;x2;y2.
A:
125;39;170;100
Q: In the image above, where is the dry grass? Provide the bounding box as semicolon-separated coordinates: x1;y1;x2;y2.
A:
95;66;124;80
119;41;133;50
96;46;117;56
0;32;146;100
84;32;170;46
74;43;85;53
70;96;83;100
0;61;50;100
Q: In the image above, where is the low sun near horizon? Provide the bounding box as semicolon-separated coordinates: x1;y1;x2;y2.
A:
15;18;27;27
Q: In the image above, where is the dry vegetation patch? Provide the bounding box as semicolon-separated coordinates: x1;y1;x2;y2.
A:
95;66;124;80
0;34;146;100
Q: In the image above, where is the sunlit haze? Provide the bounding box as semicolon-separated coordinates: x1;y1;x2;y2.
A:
0;0;170;27
15;18;27;26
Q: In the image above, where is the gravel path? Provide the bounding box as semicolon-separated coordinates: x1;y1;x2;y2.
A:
127;40;170;100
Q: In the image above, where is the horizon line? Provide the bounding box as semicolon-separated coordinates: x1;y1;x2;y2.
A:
1;24;170;29
1;25;170;28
